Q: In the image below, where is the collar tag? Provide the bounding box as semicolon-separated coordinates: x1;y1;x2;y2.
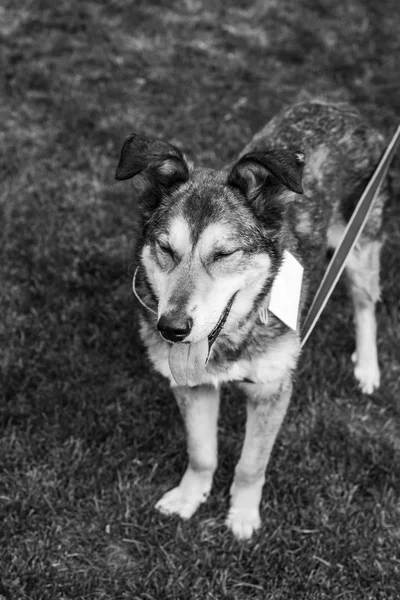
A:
268;250;303;330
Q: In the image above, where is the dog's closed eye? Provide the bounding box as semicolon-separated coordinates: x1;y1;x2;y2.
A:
155;240;177;265
157;242;174;256
213;249;243;262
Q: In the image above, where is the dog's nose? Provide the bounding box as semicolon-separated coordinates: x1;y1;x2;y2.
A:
157;314;193;342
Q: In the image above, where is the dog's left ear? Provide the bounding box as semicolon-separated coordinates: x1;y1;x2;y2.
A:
227;149;305;233
227;149;305;199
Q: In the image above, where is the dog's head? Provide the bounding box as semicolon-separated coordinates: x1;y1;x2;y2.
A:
115;133;304;345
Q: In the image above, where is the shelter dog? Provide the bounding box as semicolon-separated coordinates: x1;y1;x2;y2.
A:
115;100;387;539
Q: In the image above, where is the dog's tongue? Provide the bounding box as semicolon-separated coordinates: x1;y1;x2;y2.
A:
168;337;209;387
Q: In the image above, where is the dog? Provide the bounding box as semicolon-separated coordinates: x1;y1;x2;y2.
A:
115;100;388;539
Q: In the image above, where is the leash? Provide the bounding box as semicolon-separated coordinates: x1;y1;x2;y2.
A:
301;125;400;347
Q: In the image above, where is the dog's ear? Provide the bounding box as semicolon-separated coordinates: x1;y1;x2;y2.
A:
115;133;189;187
228;149;305;197
227;149;305;233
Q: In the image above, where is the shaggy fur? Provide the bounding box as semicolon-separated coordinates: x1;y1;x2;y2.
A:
115;100;387;539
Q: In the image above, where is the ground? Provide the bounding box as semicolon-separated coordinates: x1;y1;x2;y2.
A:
0;1;400;598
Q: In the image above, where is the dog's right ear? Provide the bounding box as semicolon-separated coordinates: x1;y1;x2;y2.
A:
115;133;189;188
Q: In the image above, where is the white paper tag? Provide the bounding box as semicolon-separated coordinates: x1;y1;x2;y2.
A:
268;250;303;330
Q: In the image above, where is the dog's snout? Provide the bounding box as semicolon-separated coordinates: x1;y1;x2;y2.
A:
157;313;193;343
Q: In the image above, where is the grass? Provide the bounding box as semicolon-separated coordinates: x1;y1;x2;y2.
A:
1;0;400;598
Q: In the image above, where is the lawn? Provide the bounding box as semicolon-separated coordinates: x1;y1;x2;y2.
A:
0;0;399;598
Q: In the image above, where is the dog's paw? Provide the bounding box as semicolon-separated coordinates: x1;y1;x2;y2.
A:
225;507;261;540
155;484;209;520
352;352;380;394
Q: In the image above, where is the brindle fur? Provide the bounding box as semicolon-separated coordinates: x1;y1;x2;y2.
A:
116;99;388;539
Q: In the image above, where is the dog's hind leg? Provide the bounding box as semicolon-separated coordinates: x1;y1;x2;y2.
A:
345;238;382;394
155;384;219;520
226;376;292;540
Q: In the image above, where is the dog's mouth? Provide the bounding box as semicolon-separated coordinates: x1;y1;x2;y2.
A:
207;293;237;351
168;292;237;387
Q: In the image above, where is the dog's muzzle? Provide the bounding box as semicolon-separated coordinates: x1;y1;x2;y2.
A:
167;292;238;387
207;292;237;351
157;315;193;343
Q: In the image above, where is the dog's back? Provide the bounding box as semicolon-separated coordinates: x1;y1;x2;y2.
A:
243;100;387;274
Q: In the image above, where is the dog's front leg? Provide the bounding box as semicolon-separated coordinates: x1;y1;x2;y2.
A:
155;383;220;520
226;376;292;540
